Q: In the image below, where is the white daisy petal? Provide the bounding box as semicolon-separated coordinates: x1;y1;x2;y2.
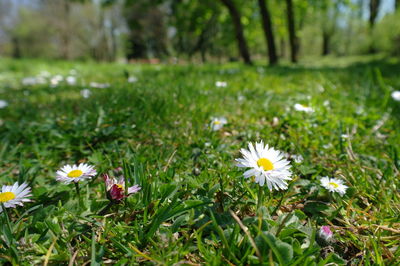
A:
236;141;292;191
294;103;314;113
320;177;348;196
56;163;97;184
210;117;228;131
0;182;32;212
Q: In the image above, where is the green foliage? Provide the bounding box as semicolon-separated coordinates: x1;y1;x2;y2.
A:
0;56;399;264
373;10;400;56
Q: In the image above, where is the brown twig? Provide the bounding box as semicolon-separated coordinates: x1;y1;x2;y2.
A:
229;209;262;260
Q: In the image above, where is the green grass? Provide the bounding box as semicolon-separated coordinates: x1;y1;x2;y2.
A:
0;56;399;265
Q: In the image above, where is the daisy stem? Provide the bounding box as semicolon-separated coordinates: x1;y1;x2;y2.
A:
1;203;15;245
98;201;114;216
256;186;264;212
74;182;82;209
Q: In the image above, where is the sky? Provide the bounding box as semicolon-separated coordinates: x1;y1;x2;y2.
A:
373;0;396;19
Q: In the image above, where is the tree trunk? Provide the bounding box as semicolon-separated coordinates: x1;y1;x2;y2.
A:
220;0;252;65
369;0;381;53
257;0;278;65
61;0;70;60
11;36;21;58
279;38;285;58
109;20;117;61
126;37;147;60
285;0;298;63
369;0;380;29
190;13;217;62
322;30;330;56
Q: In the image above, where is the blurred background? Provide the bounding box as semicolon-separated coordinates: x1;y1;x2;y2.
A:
0;0;399;64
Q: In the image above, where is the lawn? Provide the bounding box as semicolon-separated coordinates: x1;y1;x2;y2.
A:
0;56;399;265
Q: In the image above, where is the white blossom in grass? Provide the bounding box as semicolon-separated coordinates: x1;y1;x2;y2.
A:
50;75;63;87
39;71;51;78
236;141;292;191
80;89;91;98
318;225;333;243
320;177;348;196
56;163;97;184
0;100;8;109
210;117;227;131
272;117;279;127
391;91;400;101
215;81;227;88
0;182;32;213
66;76;77;85
237;94;245;102
292;154;304;163
22;77;37;86
90;82;110;89
294;103;314;113
128;76;138;83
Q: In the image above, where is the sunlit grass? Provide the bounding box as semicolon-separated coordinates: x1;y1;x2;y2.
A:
0;56;399;265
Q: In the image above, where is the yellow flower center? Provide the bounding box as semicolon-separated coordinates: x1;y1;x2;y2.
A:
116;184;123;189
67;170;83;178
213;121;221;125
257;158;274;171
0;192;16;203
329;182;339;188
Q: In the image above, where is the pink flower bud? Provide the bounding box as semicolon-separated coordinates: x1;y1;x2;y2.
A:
319;226;333;242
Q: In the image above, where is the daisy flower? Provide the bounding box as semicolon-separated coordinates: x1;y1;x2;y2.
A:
50;75;63;87
104;174;141;202
210;117;227;131
294;103;314;113
0;100;8;109
22;77;38;86
320;176;348;196
66;76;77;85
0;182;32;212
215;81;227;88
317;225;334;246
128;76;138;83
391;91;400;101
318;226;333;242
272;117;279;127
56;163;97;184
80;89;91;98
236;141;292;191
39;71;51;78
89;82;110;89
291;154;304;163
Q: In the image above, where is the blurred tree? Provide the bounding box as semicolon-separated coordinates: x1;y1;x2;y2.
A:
369;0;381;52
61;0;71;59
373;8;400;56
258;0;278;65
0;0;397;61
369;0;381;29
285;0;298;63
169;0;221;62
317;0;341;56
220;0;252;64
124;0;169;60
0;0;20;58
